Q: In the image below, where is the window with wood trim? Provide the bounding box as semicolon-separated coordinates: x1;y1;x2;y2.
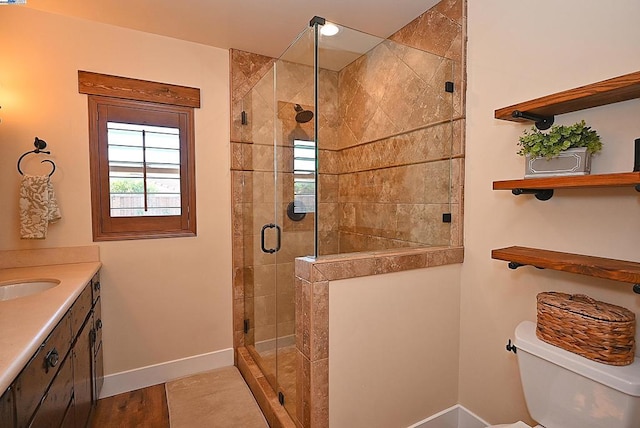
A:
80;72;199;241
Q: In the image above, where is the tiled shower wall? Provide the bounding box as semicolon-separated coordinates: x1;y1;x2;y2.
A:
231;50;274;351
331;0;464;252
231;0;465;350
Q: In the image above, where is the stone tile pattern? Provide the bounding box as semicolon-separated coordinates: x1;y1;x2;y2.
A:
331;0;465;252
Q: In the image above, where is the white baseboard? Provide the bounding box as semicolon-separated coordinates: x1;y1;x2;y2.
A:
99;348;234;398
407;405;489;428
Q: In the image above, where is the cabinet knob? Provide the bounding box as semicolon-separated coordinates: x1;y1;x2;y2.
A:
94;281;101;292
45;348;59;371
96;319;103;329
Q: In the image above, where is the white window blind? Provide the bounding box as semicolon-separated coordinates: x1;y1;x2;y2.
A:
107;122;181;217
293;139;316;214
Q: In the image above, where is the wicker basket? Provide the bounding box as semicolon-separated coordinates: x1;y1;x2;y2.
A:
536;292;636;366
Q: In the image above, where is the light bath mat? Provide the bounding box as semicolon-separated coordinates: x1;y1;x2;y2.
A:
166;366;268;427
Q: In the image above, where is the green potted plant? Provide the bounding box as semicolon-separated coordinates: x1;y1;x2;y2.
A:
517;120;602;178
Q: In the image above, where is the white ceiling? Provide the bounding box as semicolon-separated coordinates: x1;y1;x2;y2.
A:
24;0;441;59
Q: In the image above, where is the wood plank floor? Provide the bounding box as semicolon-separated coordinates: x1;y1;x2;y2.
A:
91;384;170;428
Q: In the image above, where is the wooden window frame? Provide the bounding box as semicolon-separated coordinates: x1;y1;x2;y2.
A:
80;71;199;241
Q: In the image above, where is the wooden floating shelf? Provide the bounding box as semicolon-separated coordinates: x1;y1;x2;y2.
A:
495;70;640;123
493;172;640;191
492;246;640;288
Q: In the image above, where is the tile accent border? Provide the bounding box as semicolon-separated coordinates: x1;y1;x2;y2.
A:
295;246;464;427
296;246;464;283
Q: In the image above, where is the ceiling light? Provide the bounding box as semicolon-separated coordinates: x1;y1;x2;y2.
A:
320;23;339;37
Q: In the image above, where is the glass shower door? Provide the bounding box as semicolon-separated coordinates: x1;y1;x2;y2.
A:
242;65;279;390
273;26;316;418
241;24;316;421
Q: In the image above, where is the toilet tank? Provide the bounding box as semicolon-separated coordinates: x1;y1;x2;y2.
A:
515;321;640;428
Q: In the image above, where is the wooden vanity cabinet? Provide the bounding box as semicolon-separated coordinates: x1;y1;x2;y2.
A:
3;270;103;428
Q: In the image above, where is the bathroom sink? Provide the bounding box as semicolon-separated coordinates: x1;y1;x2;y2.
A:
0;279;60;301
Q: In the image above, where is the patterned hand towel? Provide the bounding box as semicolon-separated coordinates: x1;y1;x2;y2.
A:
19;175;62;239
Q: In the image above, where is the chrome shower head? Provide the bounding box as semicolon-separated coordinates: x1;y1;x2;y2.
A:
294;104;314;123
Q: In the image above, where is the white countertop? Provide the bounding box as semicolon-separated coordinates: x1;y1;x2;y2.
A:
0;262;102;392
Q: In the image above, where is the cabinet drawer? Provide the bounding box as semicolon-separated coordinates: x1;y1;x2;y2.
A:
14;314;71;428
27;355;73;428
91;273;101;306
70;285;92;339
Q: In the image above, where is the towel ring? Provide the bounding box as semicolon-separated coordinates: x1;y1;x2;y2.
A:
17;137;56;177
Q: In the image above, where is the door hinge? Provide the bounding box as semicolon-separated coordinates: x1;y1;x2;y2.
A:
243;319;250;334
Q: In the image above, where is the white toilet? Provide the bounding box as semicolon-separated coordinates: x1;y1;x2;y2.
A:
488;321;640;428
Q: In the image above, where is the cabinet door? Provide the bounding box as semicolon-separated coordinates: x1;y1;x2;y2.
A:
93;297;102;353
27;354;73;428
73;317;92;428
91;278;104;404
1;387;15;428
93;342;104;403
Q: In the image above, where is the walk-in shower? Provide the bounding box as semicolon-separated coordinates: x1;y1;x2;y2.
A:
232;12;458;425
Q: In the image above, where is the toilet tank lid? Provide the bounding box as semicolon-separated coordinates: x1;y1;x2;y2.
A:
515;321;640;397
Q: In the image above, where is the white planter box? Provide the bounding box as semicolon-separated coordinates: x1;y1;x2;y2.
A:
525;147;591;178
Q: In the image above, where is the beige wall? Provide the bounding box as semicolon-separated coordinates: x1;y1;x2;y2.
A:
462;0;640;425
0;7;232;376
329;264;461;427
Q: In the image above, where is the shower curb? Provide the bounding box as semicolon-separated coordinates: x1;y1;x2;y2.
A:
237;347;298;428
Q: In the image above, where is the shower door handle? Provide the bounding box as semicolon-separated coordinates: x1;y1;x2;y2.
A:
260;223;281;254
273;224;281;253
